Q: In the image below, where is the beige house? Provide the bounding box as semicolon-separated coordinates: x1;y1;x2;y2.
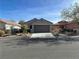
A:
0;19;21;31
25;18;53;33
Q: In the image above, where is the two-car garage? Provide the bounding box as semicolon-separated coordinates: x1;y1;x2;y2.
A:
34;25;50;33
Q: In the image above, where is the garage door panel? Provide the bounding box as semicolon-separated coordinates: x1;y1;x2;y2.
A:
34;25;50;33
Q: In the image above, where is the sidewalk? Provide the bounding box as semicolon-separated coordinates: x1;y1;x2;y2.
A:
0;35;22;40
69;35;79;40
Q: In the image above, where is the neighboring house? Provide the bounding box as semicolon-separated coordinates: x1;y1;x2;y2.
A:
52;20;68;32
0;19;21;34
52;24;62;33
65;23;79;30
57;20;69;29
53;20;79;34
65;23;79;34
25;18;53;33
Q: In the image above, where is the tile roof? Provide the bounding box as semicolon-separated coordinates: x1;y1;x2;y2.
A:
25;18;53;25
0;19;21;27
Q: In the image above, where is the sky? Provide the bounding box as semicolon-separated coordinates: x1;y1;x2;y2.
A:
0;0;79;23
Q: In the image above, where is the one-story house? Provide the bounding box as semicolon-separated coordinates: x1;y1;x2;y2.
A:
52;20;68;33
53;20;79;34
0;19;21;34
65;23;79;34
25;18;53;33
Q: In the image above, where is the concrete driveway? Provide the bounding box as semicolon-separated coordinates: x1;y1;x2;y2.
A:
31;33;55;38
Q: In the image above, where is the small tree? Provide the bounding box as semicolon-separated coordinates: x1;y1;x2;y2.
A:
19;20;25;25
19;20;28;33
21;24;28;33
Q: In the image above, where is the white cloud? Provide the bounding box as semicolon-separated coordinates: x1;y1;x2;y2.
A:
72;0;79;4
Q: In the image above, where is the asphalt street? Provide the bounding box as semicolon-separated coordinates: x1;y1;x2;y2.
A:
0;33;79;59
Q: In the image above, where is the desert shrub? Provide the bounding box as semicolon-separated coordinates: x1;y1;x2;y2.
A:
61;29;74;33
0;30;5;37
5;30;11;35
27;29;30;33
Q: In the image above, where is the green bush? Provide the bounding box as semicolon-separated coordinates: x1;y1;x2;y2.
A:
0;30;5;37
21;24;29;33
62;29;73;33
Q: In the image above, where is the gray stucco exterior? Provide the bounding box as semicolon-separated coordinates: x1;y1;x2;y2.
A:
25;18;53;33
